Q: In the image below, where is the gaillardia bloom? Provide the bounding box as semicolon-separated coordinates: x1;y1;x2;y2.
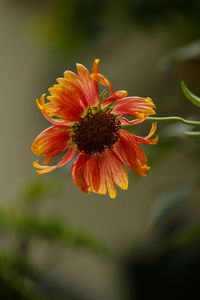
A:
32;59;158;198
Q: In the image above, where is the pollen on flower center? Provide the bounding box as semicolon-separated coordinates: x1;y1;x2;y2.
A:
72;107;121;154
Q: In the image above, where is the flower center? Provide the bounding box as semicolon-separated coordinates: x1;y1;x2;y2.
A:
72;107;121;154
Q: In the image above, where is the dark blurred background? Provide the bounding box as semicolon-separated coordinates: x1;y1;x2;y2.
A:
1;0;200;299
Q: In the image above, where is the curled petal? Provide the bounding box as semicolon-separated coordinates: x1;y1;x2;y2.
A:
33;146;77;175
118;116;146;126
71;154;100;194
112;97;156;122
36;94;73;126
135;123;158;145
101;90;128;107
113;129;150;177
96;150;128;198
90;72;115;95
31;125;72;164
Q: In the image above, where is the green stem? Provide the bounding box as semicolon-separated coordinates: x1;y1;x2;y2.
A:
146;116;200;126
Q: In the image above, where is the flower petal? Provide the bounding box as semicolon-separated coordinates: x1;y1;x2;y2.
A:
31;125;72;164
63;71;88;108
112;96;156;121
90;72;115;95
96;149;128;198
92;58;100;73
118;116;146;126
90;70;128;107
76;62;99;106
36;94;73;126
101;90;128;107
33;145;77;175
113;129;150;177
71;153;91;194
47;83;85;122
134;123;158;145
92;59;100;104
71;154;100;194
84;155;100;193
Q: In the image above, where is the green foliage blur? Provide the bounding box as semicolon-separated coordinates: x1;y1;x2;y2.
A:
29;0;200;53
0;177;106;299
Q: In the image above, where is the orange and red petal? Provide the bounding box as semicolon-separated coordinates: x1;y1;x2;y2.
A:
41;59;101;123
76;62;99;106
71;150;128;198
113;129;150;177
63;71;89;108
96;149;128;198
112;97;156;121
31;125;72;164
47;83;85;122
83;155;100;193
71;153;91;194
71;154;100;194
33;145;78;175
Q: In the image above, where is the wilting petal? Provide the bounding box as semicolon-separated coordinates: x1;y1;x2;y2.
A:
135;123;158;145
31;125;72;164
71;154;100;194
33;145;77;175
76;63;99;106
113;129;150;177
96;150;128;198
112;97;156;121
90;72;115;95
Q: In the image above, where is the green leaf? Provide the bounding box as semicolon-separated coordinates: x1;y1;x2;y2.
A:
181;81;200;108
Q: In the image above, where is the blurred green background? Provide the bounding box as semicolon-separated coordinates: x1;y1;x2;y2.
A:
1;0;200;299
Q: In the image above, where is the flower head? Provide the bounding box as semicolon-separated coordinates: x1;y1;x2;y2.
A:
32;59;158;198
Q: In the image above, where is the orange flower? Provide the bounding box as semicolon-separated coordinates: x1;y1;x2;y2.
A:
32;59;158;198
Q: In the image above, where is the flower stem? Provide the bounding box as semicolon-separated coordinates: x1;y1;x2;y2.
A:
145;116;200;126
